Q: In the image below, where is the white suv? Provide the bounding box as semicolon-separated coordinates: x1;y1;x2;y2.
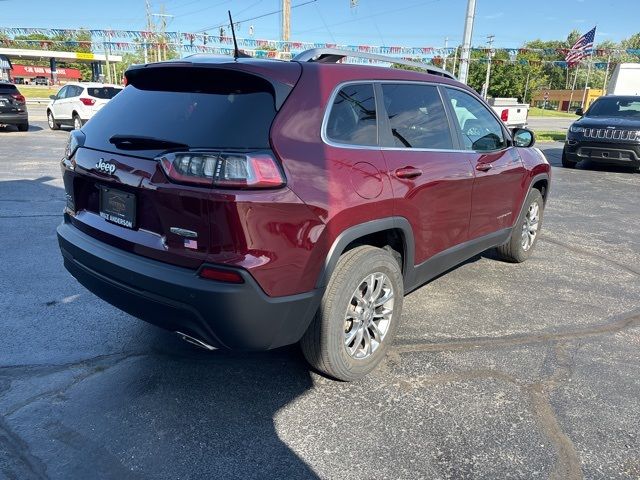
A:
47;82;123;130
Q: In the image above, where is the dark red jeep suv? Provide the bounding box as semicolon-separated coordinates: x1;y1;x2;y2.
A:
57;49;550;381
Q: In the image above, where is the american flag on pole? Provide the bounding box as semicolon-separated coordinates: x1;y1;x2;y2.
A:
565;27;596;67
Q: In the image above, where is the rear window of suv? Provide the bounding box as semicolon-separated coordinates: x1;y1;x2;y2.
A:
0;84;18;92
88;87;123;99
82;67;280;155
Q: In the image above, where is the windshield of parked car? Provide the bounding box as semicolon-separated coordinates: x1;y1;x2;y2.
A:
587;97;640;118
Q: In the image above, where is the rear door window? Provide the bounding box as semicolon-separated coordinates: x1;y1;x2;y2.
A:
82;67;281;156
325;83;378;146
380;84;453;149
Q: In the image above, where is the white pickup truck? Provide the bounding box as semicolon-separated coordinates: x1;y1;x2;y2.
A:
488;97;529;129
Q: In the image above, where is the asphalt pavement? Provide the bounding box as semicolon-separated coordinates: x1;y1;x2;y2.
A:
527;116;574;132
1;122;639;479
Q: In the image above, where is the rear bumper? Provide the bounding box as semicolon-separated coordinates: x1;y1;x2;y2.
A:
57;220;321;350
0;111;28;125
564;140;640;167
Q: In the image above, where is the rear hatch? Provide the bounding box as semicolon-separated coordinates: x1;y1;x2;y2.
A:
65;59;301;268
0;83;26;115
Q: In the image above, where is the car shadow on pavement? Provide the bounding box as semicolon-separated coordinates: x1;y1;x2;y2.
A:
84;333;323;479
0;176;320;479
0;124;43;133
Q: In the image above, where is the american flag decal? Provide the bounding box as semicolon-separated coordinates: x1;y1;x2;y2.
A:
184;239;198;249
566;27;596;67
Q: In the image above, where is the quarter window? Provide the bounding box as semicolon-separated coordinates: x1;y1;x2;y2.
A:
446;88;506;151
326;83;377;146
381;84;453;149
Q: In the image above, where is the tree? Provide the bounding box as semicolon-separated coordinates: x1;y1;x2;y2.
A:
621;33;640;50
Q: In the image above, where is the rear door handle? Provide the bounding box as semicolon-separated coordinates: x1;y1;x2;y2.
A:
476;163;493;172
395;167;423;179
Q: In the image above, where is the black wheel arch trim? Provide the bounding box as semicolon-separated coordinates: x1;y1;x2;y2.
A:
521;172;550;219
315;217;415;289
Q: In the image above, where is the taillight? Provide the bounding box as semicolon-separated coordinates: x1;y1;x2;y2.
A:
199;266;244;283
501;109;509;122
80;97;96;106
158;152;285;189
11;93;25;103
64;130;86;160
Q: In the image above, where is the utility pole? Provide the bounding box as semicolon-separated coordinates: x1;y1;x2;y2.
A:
152;5;174;62
144;0;152;63
458;0;476;84
452;46;459;76
443;37;449;71
281;0;291;43
481;34;495;99
104;31;112;84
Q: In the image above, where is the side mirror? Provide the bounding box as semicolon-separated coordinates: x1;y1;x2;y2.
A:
512;128;535;148
575;107;584;116
49;94;57;100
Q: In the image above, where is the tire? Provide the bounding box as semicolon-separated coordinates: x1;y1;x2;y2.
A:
72;114;82;130
561;148;577;168
496;188;544;263
301;245;404;381
17;122;29;132
47;111;59;130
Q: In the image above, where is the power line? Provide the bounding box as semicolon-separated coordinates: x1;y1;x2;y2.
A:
295;0;445;35
193;0;317;34
172;0;231;19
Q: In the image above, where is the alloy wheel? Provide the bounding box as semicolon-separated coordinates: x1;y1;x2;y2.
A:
521;202;540;251
343;272;394;359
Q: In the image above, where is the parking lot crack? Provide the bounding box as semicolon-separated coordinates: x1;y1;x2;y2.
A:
0;414;49;480
1;353;146;418
394;309;640;354
526;343;583;480
540;236;640;277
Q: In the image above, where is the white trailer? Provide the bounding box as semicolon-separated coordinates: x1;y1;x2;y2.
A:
607;63;640;95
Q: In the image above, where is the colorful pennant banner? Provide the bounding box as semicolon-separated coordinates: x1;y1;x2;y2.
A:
1;27;638;63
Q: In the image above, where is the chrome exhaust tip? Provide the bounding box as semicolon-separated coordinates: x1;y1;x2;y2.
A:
176;331;217;351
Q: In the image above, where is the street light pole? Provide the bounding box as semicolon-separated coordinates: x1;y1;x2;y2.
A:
481;34;494;99
458;0;476;84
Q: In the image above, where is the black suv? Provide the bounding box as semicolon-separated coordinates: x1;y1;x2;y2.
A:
0;82;29;131
563;95;640;170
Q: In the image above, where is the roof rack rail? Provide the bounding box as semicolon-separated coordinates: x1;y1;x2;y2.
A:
292;48;456;80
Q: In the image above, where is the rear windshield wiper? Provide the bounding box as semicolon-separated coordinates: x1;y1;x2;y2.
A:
109;134;188;150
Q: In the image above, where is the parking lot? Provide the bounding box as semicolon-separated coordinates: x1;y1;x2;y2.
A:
1;122;639;479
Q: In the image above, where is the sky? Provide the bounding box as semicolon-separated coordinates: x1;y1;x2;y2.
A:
0;0;636;48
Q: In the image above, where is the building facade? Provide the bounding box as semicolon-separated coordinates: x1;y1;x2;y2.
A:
10;64;81;85
532;88;604;112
